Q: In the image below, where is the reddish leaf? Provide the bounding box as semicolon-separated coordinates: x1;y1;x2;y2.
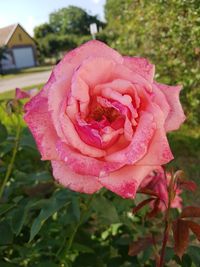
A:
23;182;54;197
187;220;200;241
181;206;200;218
138;188;159;197
132;198;155;214
173;219;189;259
147;198;161;218
128;237;152;256
178;180;197;192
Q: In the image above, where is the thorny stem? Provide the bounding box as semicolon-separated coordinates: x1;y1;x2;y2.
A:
158;216;171;267
158;170;174;267
59;194;94;265
0;116;21;199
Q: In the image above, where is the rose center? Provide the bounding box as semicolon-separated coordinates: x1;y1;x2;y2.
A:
90;105;120;123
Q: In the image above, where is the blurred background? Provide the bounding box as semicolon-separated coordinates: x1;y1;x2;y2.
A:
0;1;200;266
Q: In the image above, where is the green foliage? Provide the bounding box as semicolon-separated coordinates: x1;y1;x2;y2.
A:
34;23;54;39
36;34;77;58
49;6;101;35
0;123;8;143
29;190;70;242
34;5;105;61
103;0;200;125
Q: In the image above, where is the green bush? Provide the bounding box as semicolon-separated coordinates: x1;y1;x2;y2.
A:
103;0;200;125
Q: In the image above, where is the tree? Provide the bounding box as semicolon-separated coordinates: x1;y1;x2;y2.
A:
49;5;103;35
34;23;54;39
34;5;105;63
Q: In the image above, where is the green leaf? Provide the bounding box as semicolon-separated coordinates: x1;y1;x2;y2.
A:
181;254;192;267
20;129;37;150
0;123;7;143
165;247;175;263
30;262;57;267
0;203;15;216
0;221;13;245
92;195;120;224
0;262;16;267
29;190;70;242
188;246;200;267
73;243;95;254
11;205;28;235
72;196;80;221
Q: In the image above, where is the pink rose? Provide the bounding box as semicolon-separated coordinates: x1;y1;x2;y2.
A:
24;41;185;198
15;88;38;99
140;168;182;212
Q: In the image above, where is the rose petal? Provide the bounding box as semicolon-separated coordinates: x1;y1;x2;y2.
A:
154;82;186;131
75;116;102;148
24;97;59;160
136;104;174;165
123;56;155;83
111;63;153;92
105;112;156;164
96;96;134;141
94;79;140;109
100;164;157;198
56;141;124;177
59;104;106;158
101;87;138;119
52;160;102;194
152;84;170;121
69;57;117;118
54;40;123;80
48;78;71;140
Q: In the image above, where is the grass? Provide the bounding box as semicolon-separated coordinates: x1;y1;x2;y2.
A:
0;65;53;80
168;124;200;204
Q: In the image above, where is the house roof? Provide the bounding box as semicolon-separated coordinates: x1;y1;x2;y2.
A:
0;24;18;46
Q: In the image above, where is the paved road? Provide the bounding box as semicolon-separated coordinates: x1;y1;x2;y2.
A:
0;70;52;93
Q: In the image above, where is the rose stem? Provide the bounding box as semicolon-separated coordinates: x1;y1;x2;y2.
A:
0;115;21;198
158;170;174;267
158;219;171;267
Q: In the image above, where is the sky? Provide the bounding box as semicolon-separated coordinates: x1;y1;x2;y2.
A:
0;0;106;36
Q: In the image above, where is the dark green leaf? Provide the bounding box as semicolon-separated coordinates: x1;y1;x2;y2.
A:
181;254;192;267
73;243;95;254
72;196;80;221
165;247;175;263
0;262;16;267
31;262;57;267
0;203;15;216
11;205;28;235
188;246;200;267
19;130;37;150
0;123;7;143
29;190;70;242
0;221;13;245
92;195;120;224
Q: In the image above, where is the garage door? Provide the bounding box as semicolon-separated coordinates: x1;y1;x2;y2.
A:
12;47;35;69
